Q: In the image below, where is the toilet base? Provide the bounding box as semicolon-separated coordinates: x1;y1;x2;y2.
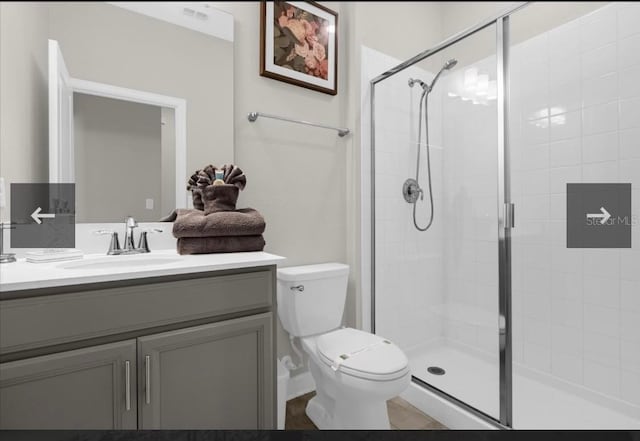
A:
306;391;391;430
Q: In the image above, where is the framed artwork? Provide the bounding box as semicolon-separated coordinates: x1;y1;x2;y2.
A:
260;1;338;95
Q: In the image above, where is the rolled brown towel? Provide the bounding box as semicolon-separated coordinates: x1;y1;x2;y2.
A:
187;171;200;191
203;164;217;181
202;184;239;213
177;235;265;254
191;188;204;210
187;168;213;210
172;208;266;238
160;210;178;222
221;164;247;190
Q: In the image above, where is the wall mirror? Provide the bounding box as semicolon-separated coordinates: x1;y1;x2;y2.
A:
2;2;235;223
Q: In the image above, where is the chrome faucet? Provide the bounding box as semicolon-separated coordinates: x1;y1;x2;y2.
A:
94;216;162;255
123;216;138;252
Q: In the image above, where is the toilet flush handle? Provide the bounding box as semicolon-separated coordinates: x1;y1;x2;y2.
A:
290;285;304;292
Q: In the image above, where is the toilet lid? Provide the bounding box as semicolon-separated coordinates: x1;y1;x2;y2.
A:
316;328;409;380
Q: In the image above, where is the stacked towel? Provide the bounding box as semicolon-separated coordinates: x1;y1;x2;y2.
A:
171;208;266;255
177;236;265;255
173;208;265;237
171;163;262;254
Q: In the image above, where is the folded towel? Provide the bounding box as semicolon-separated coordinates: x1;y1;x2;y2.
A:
177;235;265;254
203;184;239;214
172;208;266;238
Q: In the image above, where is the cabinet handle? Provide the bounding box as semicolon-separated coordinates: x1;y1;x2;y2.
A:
145;355;151;404
125;360;131;411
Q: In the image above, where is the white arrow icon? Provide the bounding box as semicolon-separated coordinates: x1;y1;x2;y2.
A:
586;207;611;225
31;207;56;224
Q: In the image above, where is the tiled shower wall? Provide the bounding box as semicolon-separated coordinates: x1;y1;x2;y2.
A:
440;55;499;356
510;2;640;406
366;46;446;352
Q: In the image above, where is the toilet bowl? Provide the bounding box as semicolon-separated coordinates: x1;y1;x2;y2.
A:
277;263;411;429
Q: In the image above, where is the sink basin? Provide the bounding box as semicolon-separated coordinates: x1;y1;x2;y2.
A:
57;255;182;270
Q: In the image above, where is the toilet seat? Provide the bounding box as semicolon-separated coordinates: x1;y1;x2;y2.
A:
316;328;409;381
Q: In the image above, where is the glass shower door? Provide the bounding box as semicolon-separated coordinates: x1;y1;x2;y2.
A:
372;22;502;421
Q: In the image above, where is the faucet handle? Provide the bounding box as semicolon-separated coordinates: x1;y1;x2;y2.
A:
125;217;138;228
93;230;121;255
140;228;163;234
137;228;163;253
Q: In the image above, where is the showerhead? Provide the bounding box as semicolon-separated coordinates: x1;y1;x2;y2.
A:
429;58;458;92
408;58;458;93
444;58;458;70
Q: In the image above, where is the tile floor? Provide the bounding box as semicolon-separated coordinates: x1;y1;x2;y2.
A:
285;392;448;430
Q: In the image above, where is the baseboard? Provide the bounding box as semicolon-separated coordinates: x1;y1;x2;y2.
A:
286;371;316;400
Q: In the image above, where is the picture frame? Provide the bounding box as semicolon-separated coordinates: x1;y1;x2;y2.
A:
260;1;338;95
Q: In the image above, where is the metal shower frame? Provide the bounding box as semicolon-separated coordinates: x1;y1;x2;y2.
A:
369;2;529;428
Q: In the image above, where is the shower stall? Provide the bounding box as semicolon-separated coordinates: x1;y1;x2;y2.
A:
368;2;640;429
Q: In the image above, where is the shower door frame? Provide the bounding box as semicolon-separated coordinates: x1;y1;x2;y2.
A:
369;2;529;428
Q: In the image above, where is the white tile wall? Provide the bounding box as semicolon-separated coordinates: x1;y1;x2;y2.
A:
511;2;640;408
369;44;501;360
366;47;446;352
428;49;501;358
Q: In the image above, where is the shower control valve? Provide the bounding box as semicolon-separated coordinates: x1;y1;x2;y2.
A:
403;178;422;204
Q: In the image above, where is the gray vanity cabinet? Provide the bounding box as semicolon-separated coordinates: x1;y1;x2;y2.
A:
138;313;273;429
0;340;137;429
0;266;277;429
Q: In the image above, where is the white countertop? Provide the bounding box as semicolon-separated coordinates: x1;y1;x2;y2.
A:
0;250;286;293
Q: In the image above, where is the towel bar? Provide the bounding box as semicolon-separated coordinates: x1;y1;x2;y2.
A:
247;111;350;137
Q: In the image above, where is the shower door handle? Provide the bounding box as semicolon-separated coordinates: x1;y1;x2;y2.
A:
505;203;515;229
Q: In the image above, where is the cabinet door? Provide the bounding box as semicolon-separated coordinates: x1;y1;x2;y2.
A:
0;340;137;429
138;313;274;429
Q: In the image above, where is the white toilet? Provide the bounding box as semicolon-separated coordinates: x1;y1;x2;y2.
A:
277;262;411;429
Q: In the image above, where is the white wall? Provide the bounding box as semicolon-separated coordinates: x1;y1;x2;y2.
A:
0;3;49;221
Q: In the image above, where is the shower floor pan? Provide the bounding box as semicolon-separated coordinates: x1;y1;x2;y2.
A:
405;342;640;429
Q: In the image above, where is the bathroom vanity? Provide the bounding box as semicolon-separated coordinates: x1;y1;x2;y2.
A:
0;251;285;429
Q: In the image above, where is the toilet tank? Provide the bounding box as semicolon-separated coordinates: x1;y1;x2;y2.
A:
277;263;349;337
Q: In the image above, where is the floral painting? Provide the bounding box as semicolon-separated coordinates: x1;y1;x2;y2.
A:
260;1;338;95
273;2;329;80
